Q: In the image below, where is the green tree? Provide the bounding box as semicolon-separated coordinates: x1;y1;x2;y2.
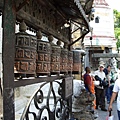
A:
114;10;120;53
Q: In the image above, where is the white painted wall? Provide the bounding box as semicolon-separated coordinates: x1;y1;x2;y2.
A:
92;6;114;37
84;4;116;48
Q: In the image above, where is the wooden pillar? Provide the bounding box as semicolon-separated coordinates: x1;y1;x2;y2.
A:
2;0;16;119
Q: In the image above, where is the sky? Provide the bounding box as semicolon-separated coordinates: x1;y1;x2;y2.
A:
106;0;120;11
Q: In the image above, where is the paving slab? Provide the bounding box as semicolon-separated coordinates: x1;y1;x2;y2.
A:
96;101;118;120
0;93;118;120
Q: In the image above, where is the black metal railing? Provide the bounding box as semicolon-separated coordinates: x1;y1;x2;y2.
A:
20;79;72;120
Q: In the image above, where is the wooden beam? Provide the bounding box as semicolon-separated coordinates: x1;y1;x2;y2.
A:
0;0;3;11
16;0;30;12
2;0;16;119
14;76;64;87
93;53;120;58
69;31;89;46
74;0;90;31
17;10;69;44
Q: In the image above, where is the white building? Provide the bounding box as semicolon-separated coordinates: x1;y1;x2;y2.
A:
84;0;116;68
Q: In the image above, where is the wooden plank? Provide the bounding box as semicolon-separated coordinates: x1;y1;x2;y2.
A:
0;0;3;10
62;77;73;99
93;53;120;58
74;0;90;31
16;10;69;44
14;76;64;87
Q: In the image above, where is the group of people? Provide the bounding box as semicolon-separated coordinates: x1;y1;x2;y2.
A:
83;64;120;120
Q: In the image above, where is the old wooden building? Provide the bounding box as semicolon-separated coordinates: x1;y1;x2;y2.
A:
84;0;116;69
0;0;93;119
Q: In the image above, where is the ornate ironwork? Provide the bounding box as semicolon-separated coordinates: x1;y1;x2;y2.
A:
36;30;51;76
20;78;73;120
14;21;37;78
2;0;93;119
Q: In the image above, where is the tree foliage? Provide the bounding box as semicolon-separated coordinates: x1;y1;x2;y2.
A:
114;10;120;52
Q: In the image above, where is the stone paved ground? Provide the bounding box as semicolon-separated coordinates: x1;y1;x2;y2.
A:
0;94;118;120
96;100;118;120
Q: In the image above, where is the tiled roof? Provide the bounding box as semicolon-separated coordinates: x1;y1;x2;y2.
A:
93;0;109;6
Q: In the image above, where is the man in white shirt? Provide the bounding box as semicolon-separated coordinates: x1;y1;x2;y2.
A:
108;79;120;120
94;64;107;111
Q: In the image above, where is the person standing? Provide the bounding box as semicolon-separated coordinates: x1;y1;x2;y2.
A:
83;67;96;108
103;65;113;104
83;67;99;119
103;65;111;86
83;67;95;95
94;64;107;111
108;79;120;120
